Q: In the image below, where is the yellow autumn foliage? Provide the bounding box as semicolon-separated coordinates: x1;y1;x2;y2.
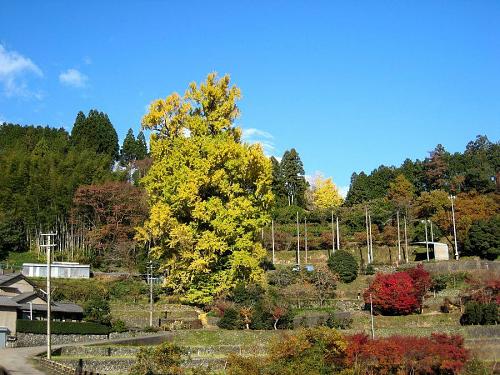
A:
136;73;273;304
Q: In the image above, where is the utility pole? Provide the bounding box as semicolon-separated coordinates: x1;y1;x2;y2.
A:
404;215;409;263
430;220;434;242
331;211;335;256
368;213;373;263
304;217;308;264
369;293;375;339
336;216;340;251
365;207;370;264
271;219;275;265
296;212;300;266
148;261;154;327
396;211;401;263
40;232;57;360
423;220;429;261
449;195;459;260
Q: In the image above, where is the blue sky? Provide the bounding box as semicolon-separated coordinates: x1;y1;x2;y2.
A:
1;1;499;193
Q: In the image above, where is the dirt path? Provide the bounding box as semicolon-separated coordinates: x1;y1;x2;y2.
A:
0;332;173;374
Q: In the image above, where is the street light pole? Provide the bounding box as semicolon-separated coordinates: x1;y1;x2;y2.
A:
449;195;459;260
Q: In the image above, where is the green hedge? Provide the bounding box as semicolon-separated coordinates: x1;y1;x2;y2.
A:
16;319;111;335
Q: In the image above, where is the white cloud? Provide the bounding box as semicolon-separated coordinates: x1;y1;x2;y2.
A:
83;56;92;65
241;127;275;155
0;44;43;97
59;68;88;88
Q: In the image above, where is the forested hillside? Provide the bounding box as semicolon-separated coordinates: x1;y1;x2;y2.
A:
1;111;498;272
0;110;149;268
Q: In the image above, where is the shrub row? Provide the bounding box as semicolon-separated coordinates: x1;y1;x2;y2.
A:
16;319;111;335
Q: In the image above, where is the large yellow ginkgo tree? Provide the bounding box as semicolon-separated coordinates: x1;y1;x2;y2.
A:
136;73;273;304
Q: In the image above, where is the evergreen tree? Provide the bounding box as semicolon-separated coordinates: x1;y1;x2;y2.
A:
280;148;307;206
71;109;119;160
135;131;148;159
345;172;370;206
270;156;286;205
121;128;137;165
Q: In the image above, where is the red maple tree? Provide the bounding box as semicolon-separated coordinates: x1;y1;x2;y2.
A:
364;272;419;315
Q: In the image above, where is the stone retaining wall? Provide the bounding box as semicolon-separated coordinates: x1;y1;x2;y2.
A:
59;345;140;357
58;358;135;373
12;333;109;347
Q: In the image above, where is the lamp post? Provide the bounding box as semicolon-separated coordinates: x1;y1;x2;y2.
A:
449;195;459;260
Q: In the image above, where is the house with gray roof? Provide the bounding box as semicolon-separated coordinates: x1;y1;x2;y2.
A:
0;273;83;339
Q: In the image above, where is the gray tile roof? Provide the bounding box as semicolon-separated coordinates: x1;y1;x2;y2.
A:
19;302;83;314
0;273;22;286
10;292;38;303
0;296;19;308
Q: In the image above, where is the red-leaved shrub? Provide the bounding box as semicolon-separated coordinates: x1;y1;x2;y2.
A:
364;272;419;315
364;265;432;315
346;333;469;374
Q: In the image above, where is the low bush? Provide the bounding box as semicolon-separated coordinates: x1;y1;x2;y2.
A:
111;319;127;333
326;312;353;329
218;307;242;330
431;274;448;294
460;302;499;325
83;297;111;326
327;250;358;283
346;333;469;374
16;319;111;335
364;263;375;275
130;342;185;375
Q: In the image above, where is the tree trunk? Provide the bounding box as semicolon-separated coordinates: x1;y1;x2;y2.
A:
274;319;278;330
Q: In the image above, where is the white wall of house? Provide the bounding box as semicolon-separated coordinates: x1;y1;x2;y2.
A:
0;307;17;334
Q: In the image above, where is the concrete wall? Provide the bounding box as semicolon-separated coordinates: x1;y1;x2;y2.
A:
22;264;90;279
0;307;17;334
